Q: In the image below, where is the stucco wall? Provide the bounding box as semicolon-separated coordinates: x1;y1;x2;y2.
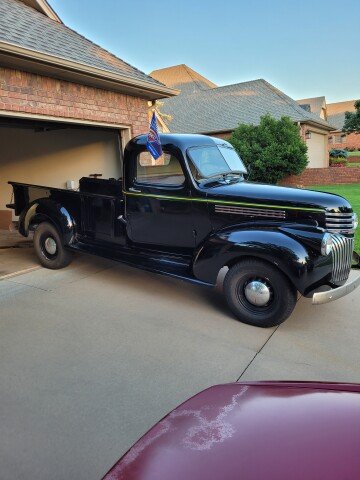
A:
0;126;121;219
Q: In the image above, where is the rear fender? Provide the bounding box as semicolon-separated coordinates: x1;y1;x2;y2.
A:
19;198;76;245
193;228;331;294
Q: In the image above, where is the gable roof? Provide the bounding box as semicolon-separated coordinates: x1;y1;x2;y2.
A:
150;64;217;94
296;96;326;117
327;100;356;131
0;0;176;99
159;77;334;134
19;0;61;22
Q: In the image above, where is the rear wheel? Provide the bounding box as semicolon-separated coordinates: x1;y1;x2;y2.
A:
223;258;297;328
33;222;72;269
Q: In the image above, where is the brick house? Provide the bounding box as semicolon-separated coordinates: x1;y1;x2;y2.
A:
327;100;359;150
296;98;360;151
150;64;334;170
0;0;175;228
280;97;360;186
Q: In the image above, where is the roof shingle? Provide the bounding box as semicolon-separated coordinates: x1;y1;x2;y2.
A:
150;64;217;94
327;100;356;131
158;75;334;133
0;0;164;88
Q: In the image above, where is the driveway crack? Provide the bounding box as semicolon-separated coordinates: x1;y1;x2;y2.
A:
236;325;280;381
7;279;50;292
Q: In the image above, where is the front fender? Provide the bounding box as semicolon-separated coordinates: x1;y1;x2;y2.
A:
193;228;332;294
19;198;76;245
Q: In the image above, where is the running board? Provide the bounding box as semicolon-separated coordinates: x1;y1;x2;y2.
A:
69;242;214;287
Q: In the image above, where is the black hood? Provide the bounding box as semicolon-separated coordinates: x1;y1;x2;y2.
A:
202;181;352;213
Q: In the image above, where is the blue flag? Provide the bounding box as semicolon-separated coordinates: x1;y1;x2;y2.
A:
146;111;163;160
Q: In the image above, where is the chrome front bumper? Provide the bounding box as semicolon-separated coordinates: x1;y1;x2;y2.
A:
312;273;360;305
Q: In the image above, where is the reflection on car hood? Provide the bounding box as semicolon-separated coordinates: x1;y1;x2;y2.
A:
103;381;360;480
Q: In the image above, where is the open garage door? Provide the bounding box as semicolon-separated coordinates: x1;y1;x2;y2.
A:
0;117;124;227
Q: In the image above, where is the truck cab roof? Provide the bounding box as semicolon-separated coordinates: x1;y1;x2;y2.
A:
127;133;233;151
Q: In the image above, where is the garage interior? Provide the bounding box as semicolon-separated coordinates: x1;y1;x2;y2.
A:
0;116;124;232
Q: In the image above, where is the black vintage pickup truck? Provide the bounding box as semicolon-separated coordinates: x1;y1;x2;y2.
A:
7;134;359;327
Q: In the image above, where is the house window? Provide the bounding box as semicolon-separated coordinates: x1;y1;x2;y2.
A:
328;136;333;144
334;135;343;143
136;151;185;186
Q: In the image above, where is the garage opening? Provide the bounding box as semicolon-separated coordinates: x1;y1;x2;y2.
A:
0;116;124;230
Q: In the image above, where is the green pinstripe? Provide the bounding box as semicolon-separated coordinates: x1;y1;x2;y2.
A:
123;190;324;213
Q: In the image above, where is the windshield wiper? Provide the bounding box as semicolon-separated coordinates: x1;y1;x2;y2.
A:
200;171;244;186
221;171;243;179
205;170;244;180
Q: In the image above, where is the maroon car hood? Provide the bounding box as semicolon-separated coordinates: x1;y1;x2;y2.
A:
103;382;360;480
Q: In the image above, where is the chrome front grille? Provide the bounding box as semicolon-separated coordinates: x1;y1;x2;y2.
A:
330;234;354;283
326;211;356;234
215;205;286;219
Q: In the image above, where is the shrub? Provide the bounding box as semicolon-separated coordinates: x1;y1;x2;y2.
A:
330;157;348;167
330;149;349;158
343;100;360;134
228;115;308;184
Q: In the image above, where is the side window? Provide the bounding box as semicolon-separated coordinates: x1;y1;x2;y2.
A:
136;151;185;186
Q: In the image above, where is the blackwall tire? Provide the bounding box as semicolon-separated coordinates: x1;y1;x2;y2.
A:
223;258;297;328
33;222;72;269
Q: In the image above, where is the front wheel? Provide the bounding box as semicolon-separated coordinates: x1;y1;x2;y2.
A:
34;222;72;269
223;258;297;328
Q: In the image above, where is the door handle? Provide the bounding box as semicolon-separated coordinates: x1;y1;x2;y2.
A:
129;187;142;193
117;215;127;225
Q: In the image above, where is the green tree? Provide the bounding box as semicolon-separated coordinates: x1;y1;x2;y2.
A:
342;100;360;134
228;114;308;184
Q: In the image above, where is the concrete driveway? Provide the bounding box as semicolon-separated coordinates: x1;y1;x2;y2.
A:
0;230;38;278
0;253;359;480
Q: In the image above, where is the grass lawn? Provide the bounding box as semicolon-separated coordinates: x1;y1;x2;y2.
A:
348;162;360;167
348;151;360;157
309;183;360;253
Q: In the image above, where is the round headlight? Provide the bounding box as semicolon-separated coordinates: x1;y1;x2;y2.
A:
354;212;358;230
321;233;333;256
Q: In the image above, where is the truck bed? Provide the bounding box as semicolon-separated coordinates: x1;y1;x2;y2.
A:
8;178;123;216
8;178;125;244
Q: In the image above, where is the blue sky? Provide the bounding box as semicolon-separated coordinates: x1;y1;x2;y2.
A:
49;0;359;103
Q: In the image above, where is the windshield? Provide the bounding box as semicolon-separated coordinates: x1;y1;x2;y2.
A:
188;145;247;182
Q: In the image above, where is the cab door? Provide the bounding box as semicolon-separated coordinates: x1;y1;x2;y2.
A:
125;148;195;248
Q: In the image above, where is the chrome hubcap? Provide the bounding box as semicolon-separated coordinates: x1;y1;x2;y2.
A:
244;280;271;306
44;237;57;255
